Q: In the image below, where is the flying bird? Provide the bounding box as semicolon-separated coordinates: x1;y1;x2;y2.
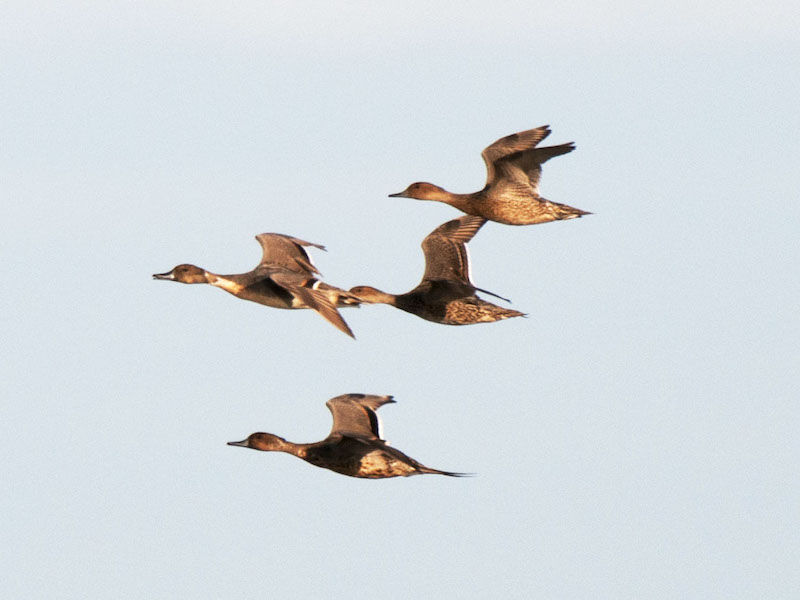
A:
153;233;359;338
349;215;524;325
390;125;589;225
228;393;469;478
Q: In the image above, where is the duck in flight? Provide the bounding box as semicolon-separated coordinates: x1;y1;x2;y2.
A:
390;125;590;225
228;393;469;478
349;215;524;325
153;233;359;338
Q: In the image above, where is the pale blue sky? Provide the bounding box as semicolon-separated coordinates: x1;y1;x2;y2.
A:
2;2;799;598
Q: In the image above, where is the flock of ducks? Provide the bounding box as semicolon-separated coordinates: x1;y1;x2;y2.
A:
154;125;589;478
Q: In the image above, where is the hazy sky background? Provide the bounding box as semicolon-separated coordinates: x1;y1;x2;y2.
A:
2;2;798;598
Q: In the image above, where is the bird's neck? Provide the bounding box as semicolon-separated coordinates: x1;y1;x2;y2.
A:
363;288;398;306
436;190;479;213
206;272;246;295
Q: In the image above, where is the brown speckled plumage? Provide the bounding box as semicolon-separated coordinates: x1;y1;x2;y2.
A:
228;394;468;479
153;233;359;337
350;215;525;325
389;125;590;226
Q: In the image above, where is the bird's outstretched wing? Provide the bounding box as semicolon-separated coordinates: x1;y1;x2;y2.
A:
255;233;326;274
326;394;396;439
481;125;552;183
420;215;487;284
